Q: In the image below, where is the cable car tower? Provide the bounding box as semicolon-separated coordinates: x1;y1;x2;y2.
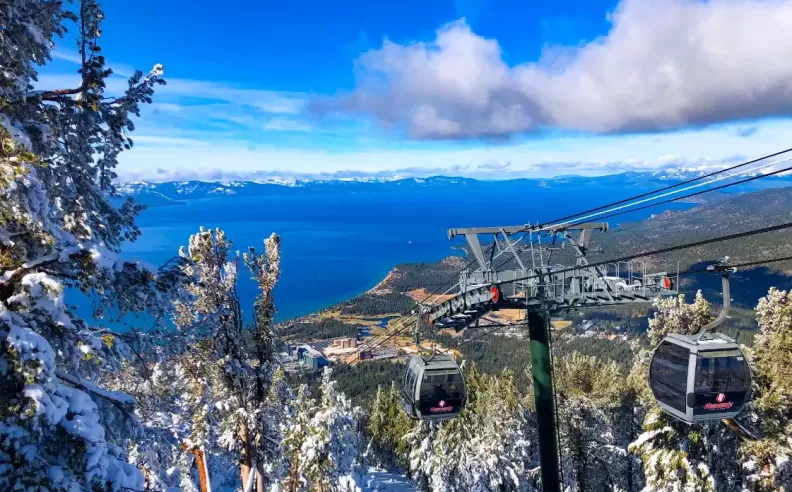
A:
418;222;679;492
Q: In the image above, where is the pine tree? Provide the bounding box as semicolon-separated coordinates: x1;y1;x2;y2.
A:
283;384;313;492
366;381;414;471
301;367;361;491
171;227;288;491
0;1;181;489
552;353;627;491
262;366;295;483
616;345;649;492
463;369;531;491
740;287;792;490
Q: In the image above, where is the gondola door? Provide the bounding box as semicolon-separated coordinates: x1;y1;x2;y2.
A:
689;348;752;421
401;358;421;420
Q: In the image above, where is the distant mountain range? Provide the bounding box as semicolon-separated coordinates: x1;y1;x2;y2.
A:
116;169;792;207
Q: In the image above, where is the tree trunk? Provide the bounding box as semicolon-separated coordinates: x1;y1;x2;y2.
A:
288;454;300;492
627;402;636;492
182;444;210;492
140;464;151;491
256;460;265;492
240;421;253;488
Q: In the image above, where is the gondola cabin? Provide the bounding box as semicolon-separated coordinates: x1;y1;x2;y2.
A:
401;354;466;421
649;333;752;424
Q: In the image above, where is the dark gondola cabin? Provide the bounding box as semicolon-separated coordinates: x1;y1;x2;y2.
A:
401;354;466;421
649;333;752;423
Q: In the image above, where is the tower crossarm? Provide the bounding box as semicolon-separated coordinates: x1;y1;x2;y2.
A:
426;221;678;331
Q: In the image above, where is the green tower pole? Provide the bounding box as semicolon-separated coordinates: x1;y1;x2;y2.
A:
527;310;562;492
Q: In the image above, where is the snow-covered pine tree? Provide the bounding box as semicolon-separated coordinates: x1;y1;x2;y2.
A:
262;366;294;484
300;367;361;491
123;359;191;490
365;384;387;465
629;291;743;491
171;227;289;491
740;287;792;490
1;1;184;490
554;352;627;491
366;381;414;470
462;369;531;491
243;232;290;491
283;384;314;492
615;342;651;492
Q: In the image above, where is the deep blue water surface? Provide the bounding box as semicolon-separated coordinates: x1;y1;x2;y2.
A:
124;187;696;319
107;184;694;323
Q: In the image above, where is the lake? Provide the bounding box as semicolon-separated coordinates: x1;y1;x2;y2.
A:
110;181;694;324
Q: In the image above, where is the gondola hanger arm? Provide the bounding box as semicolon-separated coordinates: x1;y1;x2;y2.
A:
697;258;737;337
414;311;438;360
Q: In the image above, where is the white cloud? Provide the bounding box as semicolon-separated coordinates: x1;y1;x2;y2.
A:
161;78;306;114
478;160;511;170
116;154;757;183
318;0;792;139
51;49;136;77
51;49;82;64
261;118;315;133
131;135;213;147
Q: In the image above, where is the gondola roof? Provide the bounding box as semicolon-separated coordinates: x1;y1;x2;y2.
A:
663;332;740;350
412;353;458;369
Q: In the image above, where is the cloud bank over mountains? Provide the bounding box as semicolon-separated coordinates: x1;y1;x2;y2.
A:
317;0;792;139
118;154;751;183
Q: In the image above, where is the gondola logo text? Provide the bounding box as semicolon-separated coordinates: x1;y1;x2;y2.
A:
704;393;733;410
430;401;453;413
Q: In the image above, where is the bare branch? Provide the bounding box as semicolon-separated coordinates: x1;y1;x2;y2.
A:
39;87;86;101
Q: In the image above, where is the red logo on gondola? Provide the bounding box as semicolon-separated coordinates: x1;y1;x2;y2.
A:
704;393;733;411
490;286;500;304
430;401;453;413
430;405;453;413
663;277;672;289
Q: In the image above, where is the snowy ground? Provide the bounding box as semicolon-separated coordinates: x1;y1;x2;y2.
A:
361;469;416;491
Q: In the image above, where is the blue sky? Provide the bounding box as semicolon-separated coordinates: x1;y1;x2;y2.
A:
38;0;792;181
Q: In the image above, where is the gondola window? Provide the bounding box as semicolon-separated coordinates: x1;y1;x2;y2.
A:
650;341;690;412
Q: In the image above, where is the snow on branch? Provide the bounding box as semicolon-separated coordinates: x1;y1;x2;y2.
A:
55;370;135;407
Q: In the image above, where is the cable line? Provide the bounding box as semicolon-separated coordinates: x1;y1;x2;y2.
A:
539;147;792;227
561;160;792;228
508;220;792;286
679;254;792;275
548;156;788;229
490;161;792;274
